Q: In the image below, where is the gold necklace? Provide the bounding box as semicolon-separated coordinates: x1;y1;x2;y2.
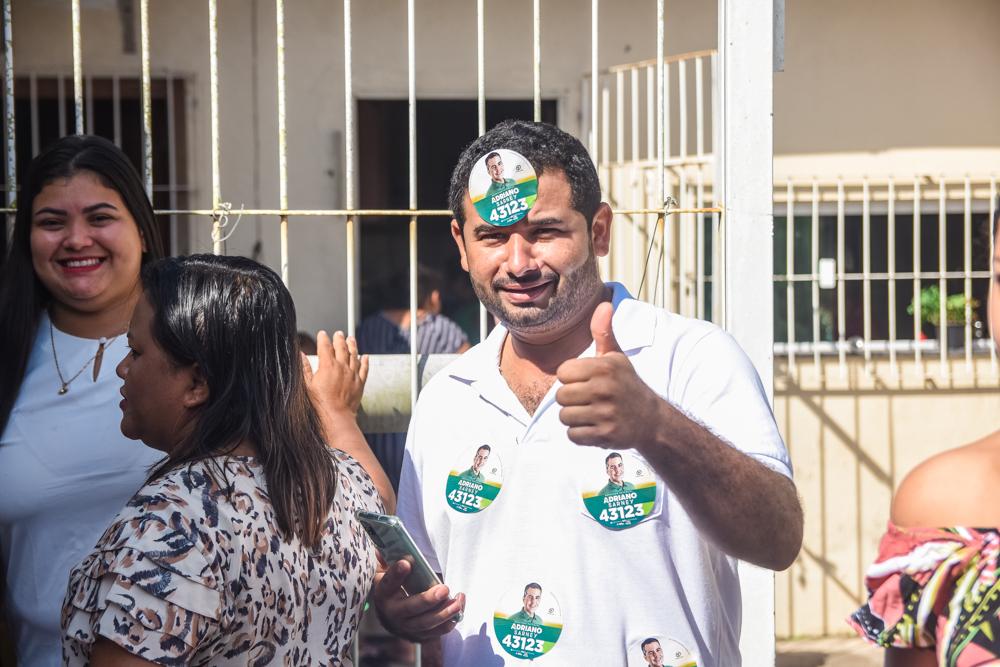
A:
48;319;120;395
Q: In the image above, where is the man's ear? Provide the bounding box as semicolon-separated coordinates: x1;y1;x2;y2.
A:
591;202;613;257
183;364;210;409
451;219;470;273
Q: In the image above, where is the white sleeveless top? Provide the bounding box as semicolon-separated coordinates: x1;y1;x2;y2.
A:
0;314;162;666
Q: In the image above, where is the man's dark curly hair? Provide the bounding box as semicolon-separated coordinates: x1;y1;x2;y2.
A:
448;120;601;228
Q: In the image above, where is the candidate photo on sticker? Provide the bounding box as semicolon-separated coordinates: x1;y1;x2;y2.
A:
628;636;699;667
581;450;659;530
468;148;538;227
445;444;503;514
493;581;563;660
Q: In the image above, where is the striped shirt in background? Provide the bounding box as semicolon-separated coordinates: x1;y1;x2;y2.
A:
357;312;470;490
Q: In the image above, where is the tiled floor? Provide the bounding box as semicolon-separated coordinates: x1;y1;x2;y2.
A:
776;636;882;667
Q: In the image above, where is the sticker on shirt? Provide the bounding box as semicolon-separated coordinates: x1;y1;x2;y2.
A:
628;636;699;667
581;451;659;530
445;444;503;514
493;582;563;660
469;148;538;227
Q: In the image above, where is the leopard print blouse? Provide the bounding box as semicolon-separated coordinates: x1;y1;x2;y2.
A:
62;450;382;665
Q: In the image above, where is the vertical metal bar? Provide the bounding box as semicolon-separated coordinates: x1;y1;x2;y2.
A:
590;0;598;161
58;75;67;137
656;0;666;310
677;170;687;314
599;76;610;279
695;56;704;157
166;73;178;255
862;179;872;368
72;0;84;134
140;0;153;198
344;0;357;334
913;178;922;370
630;67;639;163
836;179;846;373
645;65;653;161
710;51;720;324
276;0;289;283
477;0;485;137
963;176;973;369
532;0;540;121
84;76;93;135
476;0;487;343
811;180;820;367
111;75;121;147
407;0;419;410
938;177;947;374
887;180;897;374
208;0;222;252
991;177;998;375
678;57;687;160
615;69;623;164
2;0;14;232
600;81;609;168
696;169;705;319
786;180;795;370
656;0;665;201
29;74;39;156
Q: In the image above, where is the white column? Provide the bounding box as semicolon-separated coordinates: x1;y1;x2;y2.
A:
716;1;777;665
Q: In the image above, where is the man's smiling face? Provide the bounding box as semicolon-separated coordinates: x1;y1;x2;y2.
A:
452;169;610;337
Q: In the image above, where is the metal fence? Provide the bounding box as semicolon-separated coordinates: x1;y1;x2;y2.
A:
0;1;726;665
582;47;997;381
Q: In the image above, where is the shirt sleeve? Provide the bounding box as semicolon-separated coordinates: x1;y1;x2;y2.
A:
396;403;442;573
669;327;792;478
62;495;222;664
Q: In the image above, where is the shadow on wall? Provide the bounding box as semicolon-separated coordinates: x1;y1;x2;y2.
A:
773;355;1000;638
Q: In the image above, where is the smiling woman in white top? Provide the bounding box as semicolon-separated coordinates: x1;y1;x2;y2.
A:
0;135;166;665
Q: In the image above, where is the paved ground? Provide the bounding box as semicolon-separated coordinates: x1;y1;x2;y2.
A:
776;636;882;667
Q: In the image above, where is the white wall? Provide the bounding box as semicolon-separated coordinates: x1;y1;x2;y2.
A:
9;0;1000;330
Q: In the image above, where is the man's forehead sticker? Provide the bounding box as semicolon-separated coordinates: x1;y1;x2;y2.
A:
469;148;539;227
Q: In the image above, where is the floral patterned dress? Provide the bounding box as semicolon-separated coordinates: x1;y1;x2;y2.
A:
62;450;382;666
849;523;1000;666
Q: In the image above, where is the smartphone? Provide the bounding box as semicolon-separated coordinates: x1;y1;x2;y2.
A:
356;510;444;596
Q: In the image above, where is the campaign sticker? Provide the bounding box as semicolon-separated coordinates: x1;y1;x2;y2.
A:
581;451;658;530
493;582;563;660
627;636;699;667
469;149;538;227
444;444;503;514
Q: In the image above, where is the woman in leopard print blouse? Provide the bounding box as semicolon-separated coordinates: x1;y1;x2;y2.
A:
62;254;392;665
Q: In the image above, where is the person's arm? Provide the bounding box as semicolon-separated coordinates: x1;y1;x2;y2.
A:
303;330;395;513
884;647;937;667
555;303;803;570
89;639;159;667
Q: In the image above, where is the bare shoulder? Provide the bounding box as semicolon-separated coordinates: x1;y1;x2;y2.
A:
891;429;1000;528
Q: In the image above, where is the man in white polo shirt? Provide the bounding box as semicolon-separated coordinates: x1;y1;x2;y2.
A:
372;120;802;666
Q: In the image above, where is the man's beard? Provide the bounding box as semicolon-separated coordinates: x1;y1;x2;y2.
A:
470;253;603;334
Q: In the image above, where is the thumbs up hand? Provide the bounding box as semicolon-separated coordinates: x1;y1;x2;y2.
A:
555;301;661;448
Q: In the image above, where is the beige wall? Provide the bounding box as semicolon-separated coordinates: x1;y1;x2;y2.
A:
774;355;1000;638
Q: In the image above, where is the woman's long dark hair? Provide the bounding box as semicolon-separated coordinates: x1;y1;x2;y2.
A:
0;135;165;436
142;254;337;549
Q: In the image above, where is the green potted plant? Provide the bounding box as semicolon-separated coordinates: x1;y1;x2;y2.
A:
907;285;979;349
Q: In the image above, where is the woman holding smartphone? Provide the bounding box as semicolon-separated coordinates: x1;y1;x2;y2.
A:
62;254;388;665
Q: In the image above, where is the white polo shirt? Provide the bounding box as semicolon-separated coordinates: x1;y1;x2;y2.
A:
397;283;791;666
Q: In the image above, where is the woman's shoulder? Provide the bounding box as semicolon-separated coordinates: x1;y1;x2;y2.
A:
891;429;1000;528
331;449;384;513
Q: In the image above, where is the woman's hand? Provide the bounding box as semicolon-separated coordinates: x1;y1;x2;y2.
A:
302;330;369;419
302;329;395;512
